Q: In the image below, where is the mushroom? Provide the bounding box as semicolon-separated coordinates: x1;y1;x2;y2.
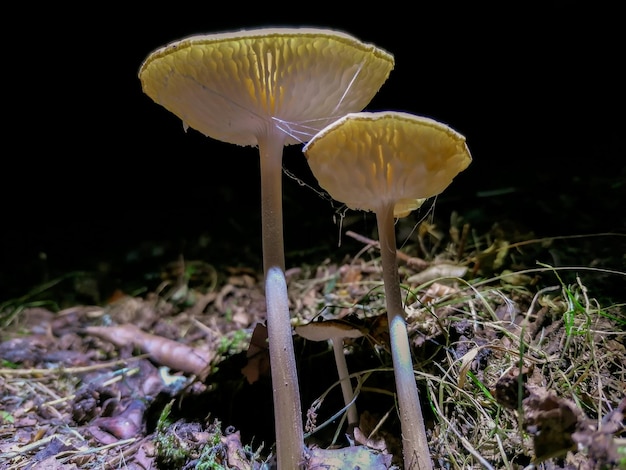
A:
138;28;394;469
295;319;364;429
303;111;472;470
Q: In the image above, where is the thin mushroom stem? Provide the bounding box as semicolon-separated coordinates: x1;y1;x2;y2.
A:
266;267;304;469
375;202;433;470
331;338;359;428
258;131;305;469
258;131;287;273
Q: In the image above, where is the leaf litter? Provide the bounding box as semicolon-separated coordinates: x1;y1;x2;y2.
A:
0;214;625;469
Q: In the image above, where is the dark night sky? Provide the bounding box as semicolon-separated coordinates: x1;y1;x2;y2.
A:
2;3;624;298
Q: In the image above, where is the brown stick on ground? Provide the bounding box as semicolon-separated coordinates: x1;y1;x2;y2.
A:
345;230;430;270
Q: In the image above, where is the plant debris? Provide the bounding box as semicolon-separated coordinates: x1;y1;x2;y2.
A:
1;217;625;469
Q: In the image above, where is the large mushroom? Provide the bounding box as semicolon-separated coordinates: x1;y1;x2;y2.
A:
138;28;394;469
303;111;472;470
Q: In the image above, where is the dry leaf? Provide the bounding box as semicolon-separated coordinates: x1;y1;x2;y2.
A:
305;445;392;469
241;323;270;384
85;324;212;377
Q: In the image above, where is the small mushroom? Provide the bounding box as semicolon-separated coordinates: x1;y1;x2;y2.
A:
295;319;364;428
304;111;471;470
139;29;393;469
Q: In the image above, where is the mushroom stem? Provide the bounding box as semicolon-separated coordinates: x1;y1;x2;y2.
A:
331;338;359;428
259;131;305;468
375;202;433;470
266;266;304;469
258;131;287;273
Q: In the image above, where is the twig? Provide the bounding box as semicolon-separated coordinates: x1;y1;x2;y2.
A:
345;230;430;270
0;355;148;377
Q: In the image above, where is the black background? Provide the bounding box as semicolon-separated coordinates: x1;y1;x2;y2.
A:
2;3;624;300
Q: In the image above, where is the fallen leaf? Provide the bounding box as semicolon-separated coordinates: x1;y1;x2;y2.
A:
304;445;393;469
241;323;270;384
85;324;212;377
92;399;146;440
523;386;582;461
222;430;252;470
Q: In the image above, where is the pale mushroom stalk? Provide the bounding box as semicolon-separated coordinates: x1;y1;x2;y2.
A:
258;133;305;466
258;131;287;272
266;266;302;465
331;337;359;427
376;202;432;470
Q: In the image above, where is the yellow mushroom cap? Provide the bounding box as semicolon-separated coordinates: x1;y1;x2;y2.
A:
303;111;472;217
139;28;394;147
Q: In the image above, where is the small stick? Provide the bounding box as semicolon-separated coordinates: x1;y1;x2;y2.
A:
345;230;430;270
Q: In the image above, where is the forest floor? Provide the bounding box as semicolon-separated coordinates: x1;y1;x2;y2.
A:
1;209;625;470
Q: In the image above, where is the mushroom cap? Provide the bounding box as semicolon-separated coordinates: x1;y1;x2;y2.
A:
295;320;364;341
303;111;472;217
139;28;394;147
